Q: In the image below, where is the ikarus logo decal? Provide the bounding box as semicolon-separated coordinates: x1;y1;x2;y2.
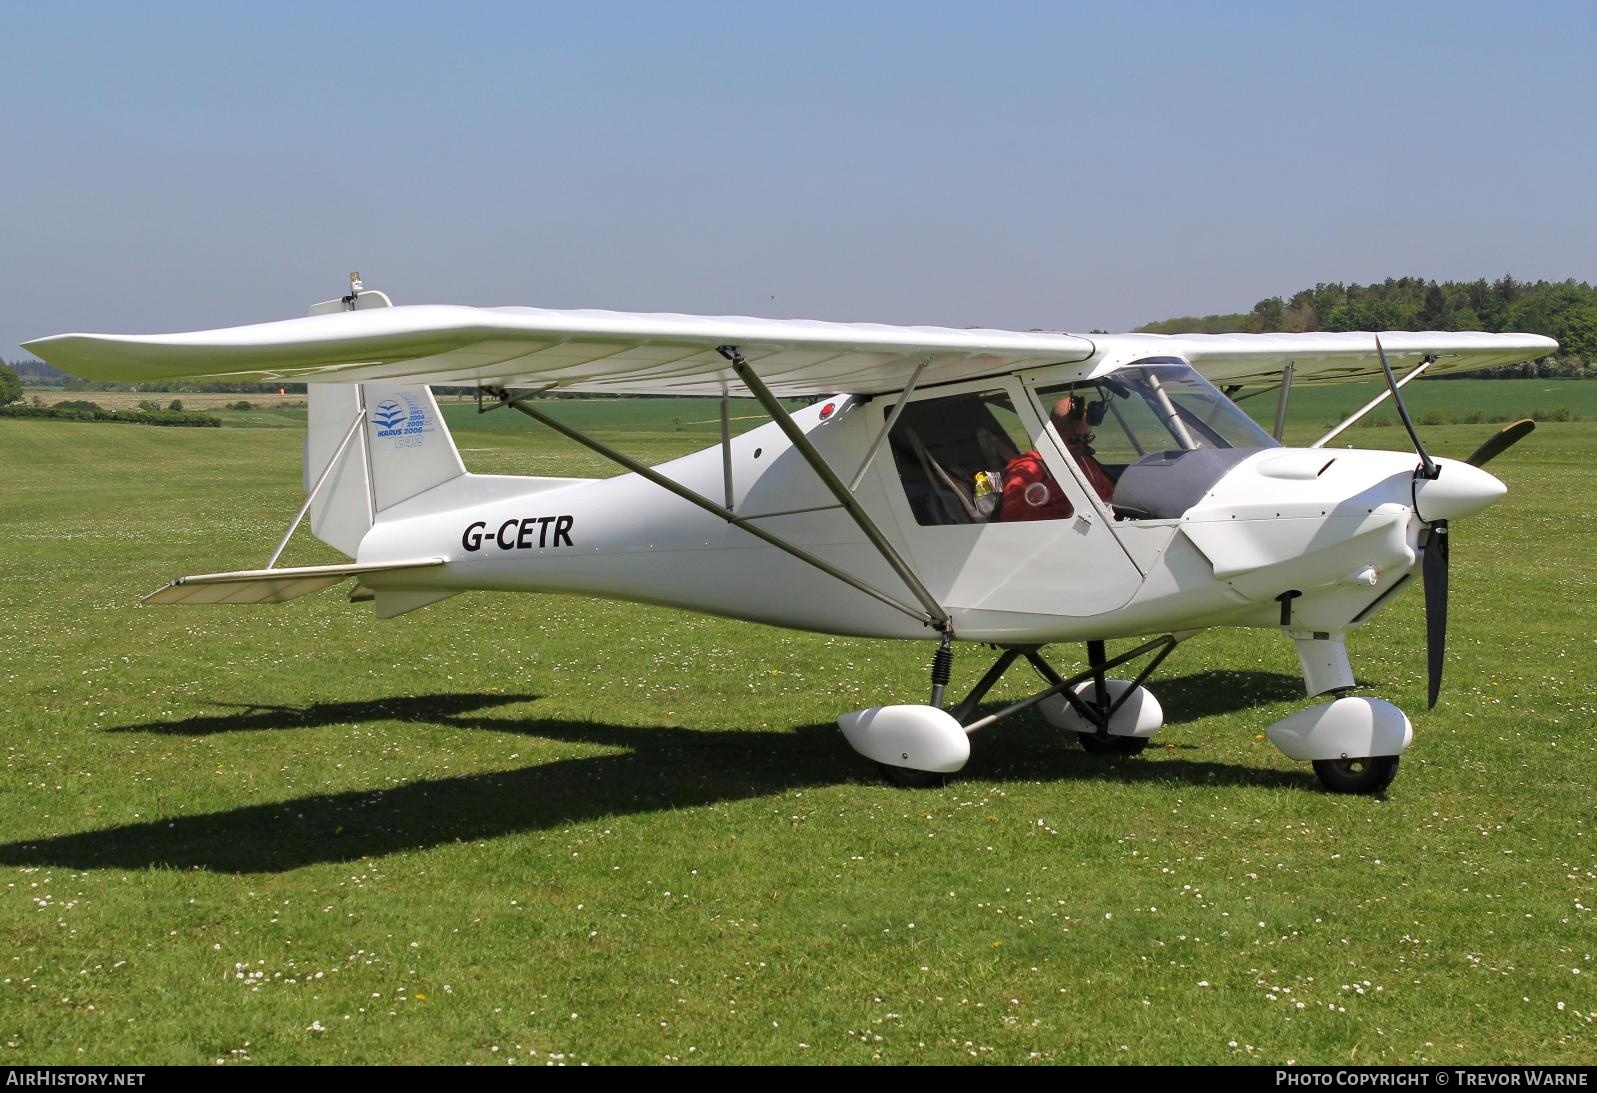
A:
372;400;406;430
370;394;435;448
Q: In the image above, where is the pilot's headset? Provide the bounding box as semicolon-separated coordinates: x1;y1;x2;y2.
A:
1063;391;1108;428
1059;393;1105;457
1084;393;1109;428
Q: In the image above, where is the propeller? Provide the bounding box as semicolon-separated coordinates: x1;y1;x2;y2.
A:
1465;418;1536;468
1370;339;1537;707
1372;337;1448;706
1422;522;1448;708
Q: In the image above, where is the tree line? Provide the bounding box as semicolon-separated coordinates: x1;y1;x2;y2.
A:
1136;276;1593;376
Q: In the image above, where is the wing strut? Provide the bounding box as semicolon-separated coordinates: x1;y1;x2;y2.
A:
482;385;940;628
1311;357;1433;448
719;387;735;510
848;355;932;492
719;347;952;633
265;404;367;569
1272;362;1295;442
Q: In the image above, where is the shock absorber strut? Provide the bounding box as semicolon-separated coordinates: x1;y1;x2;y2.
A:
929;632;954;708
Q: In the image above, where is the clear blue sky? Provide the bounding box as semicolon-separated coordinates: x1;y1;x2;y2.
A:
5;1;1594;358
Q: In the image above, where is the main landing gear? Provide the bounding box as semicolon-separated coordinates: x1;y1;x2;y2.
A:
838;635;1176;789
839;631;1412;794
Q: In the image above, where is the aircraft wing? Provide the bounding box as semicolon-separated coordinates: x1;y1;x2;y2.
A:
24;305;1099;398
1091;331;1559;386
25;305;1557;397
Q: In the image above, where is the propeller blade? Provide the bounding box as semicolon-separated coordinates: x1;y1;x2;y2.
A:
1465;419;1536;468
1375;335;1439;480
1423;521;1449;709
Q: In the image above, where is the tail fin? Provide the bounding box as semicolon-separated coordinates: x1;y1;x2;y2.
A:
306;382;467;558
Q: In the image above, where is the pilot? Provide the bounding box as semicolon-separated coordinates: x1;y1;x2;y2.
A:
1000;396;1115;521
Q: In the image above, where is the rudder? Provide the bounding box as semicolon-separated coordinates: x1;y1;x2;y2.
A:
306;382;467;558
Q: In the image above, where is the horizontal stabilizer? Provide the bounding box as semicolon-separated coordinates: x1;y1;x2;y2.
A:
141;558;447;606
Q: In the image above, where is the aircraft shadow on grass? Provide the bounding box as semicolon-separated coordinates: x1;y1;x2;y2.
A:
0;671;1308;874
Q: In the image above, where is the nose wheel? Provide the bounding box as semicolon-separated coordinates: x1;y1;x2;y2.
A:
1312;755;1400;795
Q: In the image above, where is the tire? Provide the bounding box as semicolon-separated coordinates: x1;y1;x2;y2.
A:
877;762;947;789
1074;732;1151;756
1312;755;1399;795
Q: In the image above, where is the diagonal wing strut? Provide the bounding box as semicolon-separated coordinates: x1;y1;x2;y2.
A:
482;364;952;634
718;345;950;632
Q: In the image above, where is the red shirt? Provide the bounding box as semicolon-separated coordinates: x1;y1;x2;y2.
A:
1001;450;1074;521
1000;449;1115;522
1077;451;1116;504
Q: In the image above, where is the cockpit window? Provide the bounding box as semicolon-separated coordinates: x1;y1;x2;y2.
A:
1035;361;1277;462
887;389;1031;526
1031;361;1278;521
887;363;1278;528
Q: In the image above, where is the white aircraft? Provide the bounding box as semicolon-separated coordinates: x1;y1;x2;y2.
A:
25;277;1557;794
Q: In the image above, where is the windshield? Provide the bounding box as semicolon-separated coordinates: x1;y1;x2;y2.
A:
1035;360;1277;462
1031;360;1278;520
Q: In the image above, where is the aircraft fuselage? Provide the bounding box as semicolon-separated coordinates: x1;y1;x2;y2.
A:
356;388;1503;647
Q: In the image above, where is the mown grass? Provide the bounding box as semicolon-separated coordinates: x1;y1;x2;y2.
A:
1266;379;1597;443
0;394;1592;1065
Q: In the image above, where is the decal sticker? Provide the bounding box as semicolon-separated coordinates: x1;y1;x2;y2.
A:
462;516;575;552
370;394;435;448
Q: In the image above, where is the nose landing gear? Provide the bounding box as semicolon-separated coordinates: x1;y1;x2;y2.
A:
1269;634;1413;795
1312;755;1401;795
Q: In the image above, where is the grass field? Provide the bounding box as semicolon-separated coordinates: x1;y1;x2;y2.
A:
0;389;1593;1065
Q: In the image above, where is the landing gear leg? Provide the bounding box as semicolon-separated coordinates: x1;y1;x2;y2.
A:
928;632;953;708
870;639;1028;787
861;630;962;788
1027;639;1171;754
849;636;1178;788
1266;632;1412;795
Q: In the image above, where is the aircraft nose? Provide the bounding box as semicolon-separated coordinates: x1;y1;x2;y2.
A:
1413;459;1507;522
